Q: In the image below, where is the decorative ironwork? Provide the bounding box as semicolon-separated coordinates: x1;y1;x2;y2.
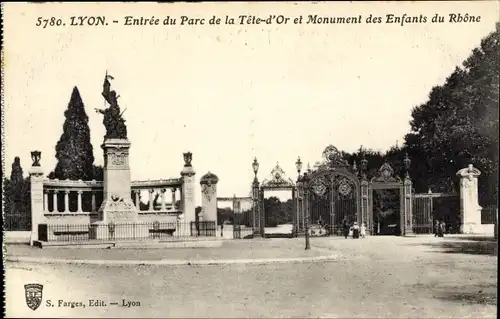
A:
38;221;217;242
322;145;349;167
261;162;295;189
338;178;352;196
31;151;41;167
310;176;327;197
371;162;401;183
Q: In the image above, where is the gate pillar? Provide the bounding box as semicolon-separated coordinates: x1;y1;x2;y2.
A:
180;153;196;229
200;172;219;222
292;187;297;236
360;180;370;235
456;164;482;234
29;151;45;245
403;177;413;236
259;189;265;237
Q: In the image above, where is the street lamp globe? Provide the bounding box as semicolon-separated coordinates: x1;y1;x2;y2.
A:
252;157;259;175
361;157;368;171
404;153;411;171
295;157;303;175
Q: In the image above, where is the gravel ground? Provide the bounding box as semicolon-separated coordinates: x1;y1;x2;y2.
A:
5;236;497;318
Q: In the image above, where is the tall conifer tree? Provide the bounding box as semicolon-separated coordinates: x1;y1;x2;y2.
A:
53;87;95;181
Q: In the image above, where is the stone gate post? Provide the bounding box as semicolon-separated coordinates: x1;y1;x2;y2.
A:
200;172;219;222
29;151;44;245
403;177;413;236
180;152;196;234
360;180;369;235
456;164;482;234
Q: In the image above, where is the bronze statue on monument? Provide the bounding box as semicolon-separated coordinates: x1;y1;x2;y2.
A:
95;72;128;139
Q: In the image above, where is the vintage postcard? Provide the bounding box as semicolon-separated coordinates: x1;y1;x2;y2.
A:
2;1;498;318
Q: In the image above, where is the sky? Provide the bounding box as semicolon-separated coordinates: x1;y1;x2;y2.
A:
3;2;499;205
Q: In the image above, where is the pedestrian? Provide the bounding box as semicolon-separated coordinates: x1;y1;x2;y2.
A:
360;222;366;238
434;220;440;237
439;220;446;238
342;219;350;239
352;222;360;239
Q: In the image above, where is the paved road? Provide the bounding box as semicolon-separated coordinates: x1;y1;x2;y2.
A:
5;236;497;318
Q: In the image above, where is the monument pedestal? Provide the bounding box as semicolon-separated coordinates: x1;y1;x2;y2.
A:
94;138;138;225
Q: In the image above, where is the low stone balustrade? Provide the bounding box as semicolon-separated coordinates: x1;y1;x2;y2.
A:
43;179;104;215
131;179;182;215
41;178;184;216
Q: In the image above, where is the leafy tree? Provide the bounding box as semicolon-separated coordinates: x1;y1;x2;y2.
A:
405;22;499;205
262;196;294;227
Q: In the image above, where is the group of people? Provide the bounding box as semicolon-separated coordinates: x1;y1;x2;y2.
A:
338;219;448;238
434;220;447;237
342;220;366;239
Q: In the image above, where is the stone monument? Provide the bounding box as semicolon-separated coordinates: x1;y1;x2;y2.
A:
94;73;137;225
179;152;196;236
200;172;219;222
180;152;196;221
29;151;45;245
456;164;481;234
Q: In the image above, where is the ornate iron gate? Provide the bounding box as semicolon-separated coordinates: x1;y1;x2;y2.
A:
259;163;297;238
304;146;360;236
412;191;460;234
309;175;358;236
412;193;433;234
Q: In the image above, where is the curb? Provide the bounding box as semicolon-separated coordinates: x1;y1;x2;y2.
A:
5;253;341;266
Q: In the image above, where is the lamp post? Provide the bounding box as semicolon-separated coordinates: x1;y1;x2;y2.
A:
403;153;411;179
252;157;260;236
295;157;303;176
303;172;311;250
352;160;358;177
252;157;260;183
361;155;368;180
295;157;303;237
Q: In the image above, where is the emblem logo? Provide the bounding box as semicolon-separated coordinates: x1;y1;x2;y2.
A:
25;283;43;311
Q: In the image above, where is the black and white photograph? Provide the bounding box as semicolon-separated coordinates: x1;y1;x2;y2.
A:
2;2;498;318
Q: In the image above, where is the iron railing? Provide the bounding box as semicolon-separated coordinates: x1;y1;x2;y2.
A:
37;221;216;242
481;207;498;224
4;213;31;231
